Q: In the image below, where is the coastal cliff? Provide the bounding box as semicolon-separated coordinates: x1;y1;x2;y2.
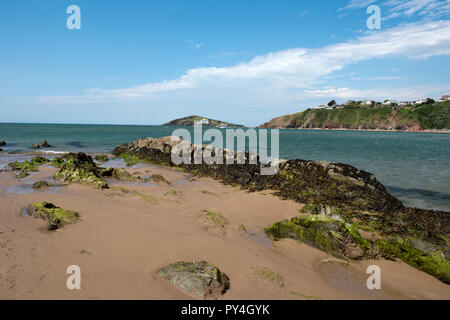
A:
114;136;450;283
260;101;450;131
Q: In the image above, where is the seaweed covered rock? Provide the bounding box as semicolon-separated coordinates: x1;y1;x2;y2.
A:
265;214;370;260
53;153;109;189
94;154;108;162
32;180;52;189
156;261;230;298
376;237;450;284
53;152;139;188
7;157;50;178
26;202;79;230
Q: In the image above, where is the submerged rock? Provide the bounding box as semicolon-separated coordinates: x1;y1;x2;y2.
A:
42;140;51;148
156;261;230;298
94;154;108;162
26;202;79;230
32;180;52;189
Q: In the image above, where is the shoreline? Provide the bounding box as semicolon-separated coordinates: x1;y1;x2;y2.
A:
262;127;450;133
0;156;449;299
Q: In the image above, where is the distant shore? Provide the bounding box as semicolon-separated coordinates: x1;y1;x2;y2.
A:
270;127;450;134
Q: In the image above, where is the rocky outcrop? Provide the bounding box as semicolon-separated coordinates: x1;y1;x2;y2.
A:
53;152;138;188
32;180;52;189
42;140;51;148
156;261;230;298
114;136;450;283
164;115;243;128
32;144;40;149
26;202;79;230
0;141;6;146
7;156;50;178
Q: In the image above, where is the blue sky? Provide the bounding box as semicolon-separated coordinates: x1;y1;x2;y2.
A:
1;0;449;126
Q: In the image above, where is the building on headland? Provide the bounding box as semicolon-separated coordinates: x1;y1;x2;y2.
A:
362;100;374;105
414;99;427;105
316;105;332;109
383;100;393;105
199;118;210;125
441;94;450;101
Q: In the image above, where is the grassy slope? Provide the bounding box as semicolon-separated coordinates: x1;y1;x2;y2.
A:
261;101;450;130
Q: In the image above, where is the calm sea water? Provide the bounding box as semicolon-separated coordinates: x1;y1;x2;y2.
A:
1;123;449;211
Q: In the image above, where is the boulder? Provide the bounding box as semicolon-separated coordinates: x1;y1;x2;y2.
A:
156;261;230;298
26;202;79;230
0;141;6;146
265;214;370;260
32;144;40;149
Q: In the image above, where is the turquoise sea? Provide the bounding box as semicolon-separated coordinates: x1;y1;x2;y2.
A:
0;123;449;212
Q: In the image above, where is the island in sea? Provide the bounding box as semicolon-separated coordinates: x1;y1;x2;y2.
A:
164;115;244;128
260;96;450;131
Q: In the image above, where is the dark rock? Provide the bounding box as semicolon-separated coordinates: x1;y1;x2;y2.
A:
0;141;6;146
32;180;52;189
32;144;40;149
156;261;230;298
42;140;51;148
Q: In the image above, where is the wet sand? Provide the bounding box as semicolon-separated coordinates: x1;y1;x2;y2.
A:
0;159;449;300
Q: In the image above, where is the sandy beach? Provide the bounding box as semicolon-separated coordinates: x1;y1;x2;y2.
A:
1;158;449;300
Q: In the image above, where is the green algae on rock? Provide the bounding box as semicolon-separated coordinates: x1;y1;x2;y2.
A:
26;202;79;230
53;153;109;189
156;261;230;298
113;136;450;283
32;180;53;189
376;237;450;284
94;154;108;162
7;156;50;178
265;214;370;260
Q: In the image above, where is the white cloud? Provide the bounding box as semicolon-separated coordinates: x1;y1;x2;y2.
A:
339;0;379;11
340;0;450;19
38;21;450;107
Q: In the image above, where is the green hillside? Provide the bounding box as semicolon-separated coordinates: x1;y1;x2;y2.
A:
260;101;450;130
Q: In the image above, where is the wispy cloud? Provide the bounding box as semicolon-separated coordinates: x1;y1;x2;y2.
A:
339;0;379;11
38;21;450;106
184;39;203;49
299;10;309;17
340;0;450;19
